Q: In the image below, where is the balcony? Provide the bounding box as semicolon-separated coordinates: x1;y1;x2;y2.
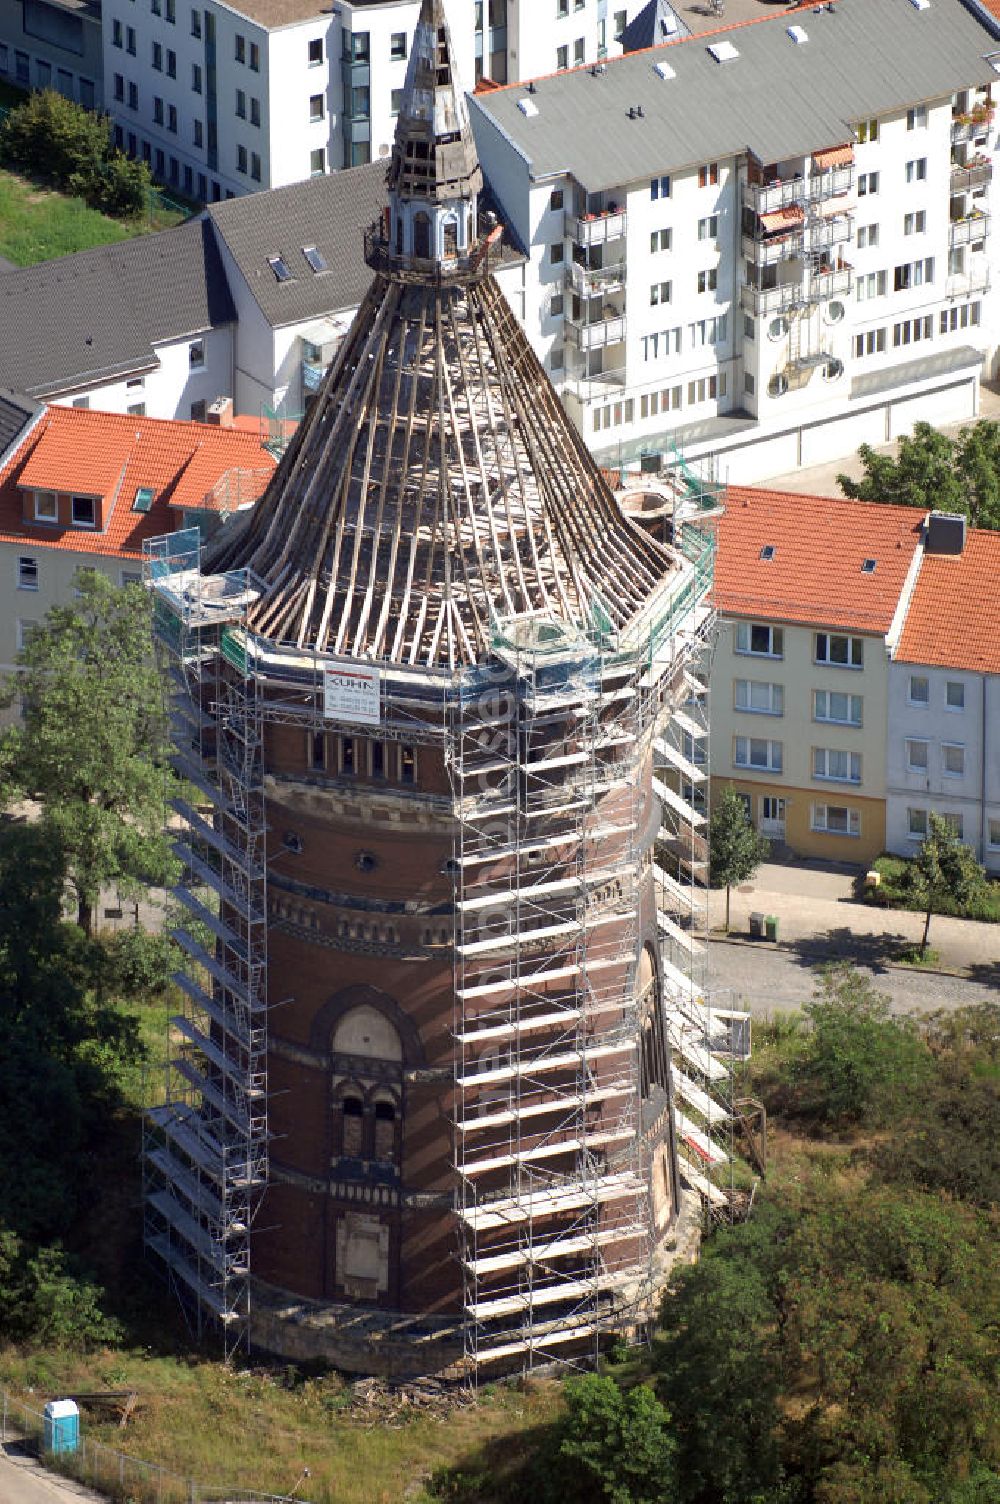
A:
946;263;990;299
949;212;990;248
740;265;852;317
565;311;626;351
567;258;627;296
951;110;994;145
742;231;803;268
301;358;325;394
950;158;992;193
567;208;627;247
809;211;854;250
741;165;853;215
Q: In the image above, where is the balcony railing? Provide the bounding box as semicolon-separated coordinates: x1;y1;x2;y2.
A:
740;265;852;316
741;165;853;215
951;112;994;144
809;212;855;249
945;265;990;299
742;232;803;267
949;213;990;247
950;159;992;193
567;209;627;247
565;311;627;350
561;366;627;400
566;258;627;296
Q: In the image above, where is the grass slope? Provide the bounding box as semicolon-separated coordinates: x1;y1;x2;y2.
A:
0;168;189;267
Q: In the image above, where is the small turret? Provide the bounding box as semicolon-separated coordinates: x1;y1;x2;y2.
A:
385;0;483;264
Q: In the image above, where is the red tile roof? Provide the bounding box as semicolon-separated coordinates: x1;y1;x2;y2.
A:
714;486;923;634
0;406;276;559
895;529;1000;674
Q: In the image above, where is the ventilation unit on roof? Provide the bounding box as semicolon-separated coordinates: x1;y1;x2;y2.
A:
707;39;739;62
654;59;676;79
787;24;808;42
517;95;539;117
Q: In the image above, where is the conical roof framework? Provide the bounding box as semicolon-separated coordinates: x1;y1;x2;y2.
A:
209;1;672;671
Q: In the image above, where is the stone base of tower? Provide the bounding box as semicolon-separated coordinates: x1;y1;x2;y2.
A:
248;1197;701;1380
248;1279;466;1380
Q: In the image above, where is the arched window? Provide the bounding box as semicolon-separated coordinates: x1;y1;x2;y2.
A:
413;211;431;259
333;1006;403;1063
373;1098;398;1163
638;944;669;1097
442;215;458;259
340;1093;365;1157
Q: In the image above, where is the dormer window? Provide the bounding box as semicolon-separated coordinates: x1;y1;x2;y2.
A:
33;490;58;523
71;495;97;528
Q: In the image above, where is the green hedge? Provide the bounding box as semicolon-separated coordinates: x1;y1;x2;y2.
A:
866;852;1000;922
0;89;150;219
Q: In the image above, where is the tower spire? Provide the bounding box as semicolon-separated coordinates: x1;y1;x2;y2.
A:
384;0;483;265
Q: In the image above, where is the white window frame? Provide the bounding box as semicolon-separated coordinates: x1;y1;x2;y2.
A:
33;490;58;523
907;807;928;839
812;747;862;784
17;555;38;590
811;803;860;837
71;495;97;528
813;689;863;726
734;621;784;659
734;679;784;716
906;738;929;772
814;632;863;669
734;735;783;773
941;742;965;778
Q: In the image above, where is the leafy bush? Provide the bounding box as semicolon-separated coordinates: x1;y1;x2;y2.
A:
865;853;1000;923
0;1229;120;1348
790;964;931;1125
0;89;149;218
534;1373;676;1504
103;927;178;1000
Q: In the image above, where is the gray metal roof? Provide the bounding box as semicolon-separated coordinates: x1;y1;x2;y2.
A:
207;162;389;328
0;219;235;398
850;343;984;399
0;389;43;463
471;0;1000;190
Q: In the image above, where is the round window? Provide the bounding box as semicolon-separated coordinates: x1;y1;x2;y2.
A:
823;358;844;382
767;373;789;398
767;316;789;342
826;299;845;324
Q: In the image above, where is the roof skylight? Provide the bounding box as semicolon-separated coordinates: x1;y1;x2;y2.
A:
302;245;328;273
760;544;776;561
707;39;739;63
861;558;877;573
267;254;293;282
132;486;155;513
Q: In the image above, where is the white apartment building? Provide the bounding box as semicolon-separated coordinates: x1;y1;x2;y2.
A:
886;515;1000;871
98;0;644;200
470;0;1000;482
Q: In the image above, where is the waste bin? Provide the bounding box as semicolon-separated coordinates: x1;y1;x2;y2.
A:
765;915;779;942
43;1399;79;1455
749;911;765;938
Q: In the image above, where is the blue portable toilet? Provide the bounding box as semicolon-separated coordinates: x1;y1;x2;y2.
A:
43;1399;80;1455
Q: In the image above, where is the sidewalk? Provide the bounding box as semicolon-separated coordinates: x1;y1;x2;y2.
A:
707;858;999;981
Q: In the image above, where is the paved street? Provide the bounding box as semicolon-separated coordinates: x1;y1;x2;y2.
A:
0;1447;104;1504
709;936;996;1016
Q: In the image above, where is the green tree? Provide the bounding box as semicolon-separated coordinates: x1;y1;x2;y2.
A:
0;88;150;219
837;423;965;515
905;812;989;955
656;1256;782;1504
837;419;1000;530
709;784;769;932
0;571;175;935
539;1373;676;1504
795;964;930;1125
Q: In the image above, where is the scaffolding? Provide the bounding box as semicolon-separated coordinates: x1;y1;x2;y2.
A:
142;528;269;1358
